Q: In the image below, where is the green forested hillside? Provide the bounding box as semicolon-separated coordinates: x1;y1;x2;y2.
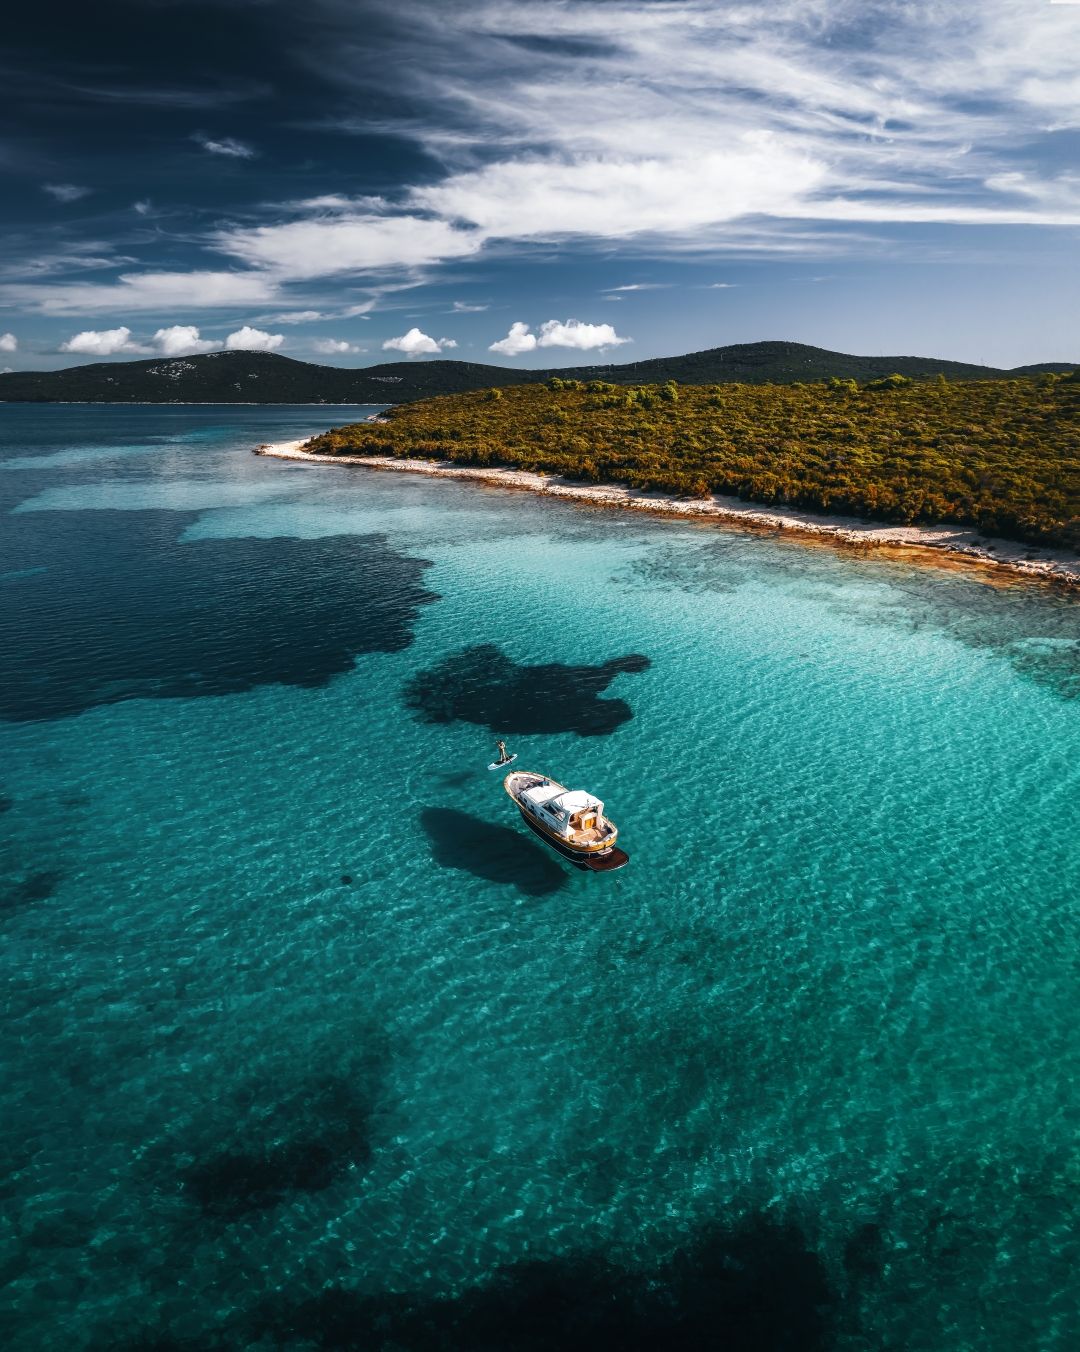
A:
305;374;1080;549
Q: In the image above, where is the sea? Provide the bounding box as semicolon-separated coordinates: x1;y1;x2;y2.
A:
1;403;1079;1351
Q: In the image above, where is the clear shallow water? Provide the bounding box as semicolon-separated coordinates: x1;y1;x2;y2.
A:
1;404;1078;1350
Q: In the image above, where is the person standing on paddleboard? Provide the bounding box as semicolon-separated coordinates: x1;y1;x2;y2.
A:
496;739;509;765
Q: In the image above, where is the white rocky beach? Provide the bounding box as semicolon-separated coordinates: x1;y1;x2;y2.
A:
256;439;1080;589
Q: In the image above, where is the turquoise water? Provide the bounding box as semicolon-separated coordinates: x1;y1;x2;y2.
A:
1;404;1079;1350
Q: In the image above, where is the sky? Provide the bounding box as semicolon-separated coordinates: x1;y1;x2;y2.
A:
2;0;1079;372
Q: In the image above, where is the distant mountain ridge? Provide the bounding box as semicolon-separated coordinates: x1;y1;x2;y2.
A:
0;341;1074;404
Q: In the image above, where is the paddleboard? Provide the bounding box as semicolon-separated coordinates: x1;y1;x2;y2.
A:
488;754;518;771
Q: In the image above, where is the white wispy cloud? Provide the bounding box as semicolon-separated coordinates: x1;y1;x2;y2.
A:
266;310;325;324
451;300;489;312
0;333;16;352
1;271;279;316
412;145;826;241
42;183;91;203
382;327;455;355
15;0;1080;328
306;0;1080;241
67;78;269;109
225;326;284;351
602;284;667;293
0;241;129;283
217;214;481;277
194;134;256;159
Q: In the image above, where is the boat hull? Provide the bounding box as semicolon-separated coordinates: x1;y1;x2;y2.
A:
518;808;629;871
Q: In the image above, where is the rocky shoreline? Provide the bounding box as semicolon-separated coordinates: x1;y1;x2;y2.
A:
255;439;1080;591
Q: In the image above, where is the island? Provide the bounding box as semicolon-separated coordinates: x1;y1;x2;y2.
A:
260;373;1080;587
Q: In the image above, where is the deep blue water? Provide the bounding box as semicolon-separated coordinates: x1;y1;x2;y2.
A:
1;404;1079;1350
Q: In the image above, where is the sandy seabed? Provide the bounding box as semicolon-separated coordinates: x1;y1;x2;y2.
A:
256;439;1080;590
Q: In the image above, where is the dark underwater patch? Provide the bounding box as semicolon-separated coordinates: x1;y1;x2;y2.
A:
254;1216;836;1351
1;869;64;915
0;509;436;722
184;1141;345;1218
403;644;649;736
110;1332;229;1352
0;793;13;814
843;1221;885;1282
179;1067;380;1221
421;807;567;896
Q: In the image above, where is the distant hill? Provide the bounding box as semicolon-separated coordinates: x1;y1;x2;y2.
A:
0;341;1075;404
0;351;535;405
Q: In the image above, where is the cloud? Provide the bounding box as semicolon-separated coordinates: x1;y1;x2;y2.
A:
0;241;131;283
194;134;256;159
312;338;363;354
225;325;284;351
0;333;16;352
602;284;666;292
489;318;628;354
382;327;454;356
42;183;90;203
53;325;221;358
488;321;536;356
2;270;279;316
59;326;146;356
15;0;1080;340
66;77;270;109
537;319;630;350
267;310;325;324
451;300;489;312
412;145;827;241
217;214;481;278
306;0;1080;249
708;283;737;289
133;200;152;215
152;325;217;356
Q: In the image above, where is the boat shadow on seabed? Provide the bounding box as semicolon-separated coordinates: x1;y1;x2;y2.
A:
421;807;568;897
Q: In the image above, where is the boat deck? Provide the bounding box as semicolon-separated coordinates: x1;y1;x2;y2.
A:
505;769;619;849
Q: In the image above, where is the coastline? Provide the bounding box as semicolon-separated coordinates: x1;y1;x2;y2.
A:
255;439;1080;590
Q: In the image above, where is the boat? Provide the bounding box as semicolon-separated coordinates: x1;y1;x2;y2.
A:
504;770;629;871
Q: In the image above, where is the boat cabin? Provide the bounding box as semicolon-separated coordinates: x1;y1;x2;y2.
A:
520;782;610;843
